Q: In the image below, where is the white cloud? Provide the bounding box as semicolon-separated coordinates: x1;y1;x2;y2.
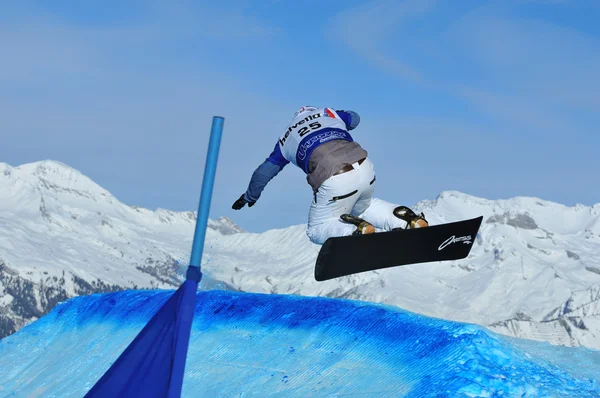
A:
329;0;600;132
328;0;437;83
145;1;279;40
0;3;291;225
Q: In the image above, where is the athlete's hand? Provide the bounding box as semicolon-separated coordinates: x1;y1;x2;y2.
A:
232;194;255;210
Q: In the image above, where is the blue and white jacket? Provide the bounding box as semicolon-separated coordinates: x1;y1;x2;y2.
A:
244;107;360;203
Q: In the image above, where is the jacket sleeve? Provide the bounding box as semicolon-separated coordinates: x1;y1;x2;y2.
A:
335;110;360;131
244;144;289;202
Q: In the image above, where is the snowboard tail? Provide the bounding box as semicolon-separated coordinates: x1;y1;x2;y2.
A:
314;216;483;281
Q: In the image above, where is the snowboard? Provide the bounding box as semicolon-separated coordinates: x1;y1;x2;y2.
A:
314;216;483;281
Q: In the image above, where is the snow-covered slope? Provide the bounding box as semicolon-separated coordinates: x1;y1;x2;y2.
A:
1;160;599;349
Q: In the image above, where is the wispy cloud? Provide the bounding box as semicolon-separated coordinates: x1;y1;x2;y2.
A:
328;0;437;83
448;8;600;132
329;0;600;133
519;0;571;4
0;2;288;221
0;1;279;87
144;1;280;40
2;0;598;231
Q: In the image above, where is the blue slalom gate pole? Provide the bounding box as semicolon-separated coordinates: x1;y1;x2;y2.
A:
186;116;224;280
86;116;225;398
172;116;224;394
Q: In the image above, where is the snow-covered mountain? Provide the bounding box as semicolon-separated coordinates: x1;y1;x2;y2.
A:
0;160;235;337
1;160;599;349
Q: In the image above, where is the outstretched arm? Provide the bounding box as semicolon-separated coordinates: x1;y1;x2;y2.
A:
232;144;289;210
335;110;360;130
244;159;285;202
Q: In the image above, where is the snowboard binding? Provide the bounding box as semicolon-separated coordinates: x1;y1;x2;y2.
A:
393;206;429;229
340;214;376;236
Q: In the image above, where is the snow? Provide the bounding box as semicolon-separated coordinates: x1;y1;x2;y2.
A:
1;160;600;350
0;293;12;307
0;290;598;397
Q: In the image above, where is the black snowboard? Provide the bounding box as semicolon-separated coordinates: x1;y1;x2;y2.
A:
315;216;483;281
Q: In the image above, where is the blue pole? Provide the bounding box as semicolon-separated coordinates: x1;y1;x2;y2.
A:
87;116;225;398
186;116;224;282
174;116;224;396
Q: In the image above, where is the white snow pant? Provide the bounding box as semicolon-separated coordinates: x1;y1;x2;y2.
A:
306;158;408;245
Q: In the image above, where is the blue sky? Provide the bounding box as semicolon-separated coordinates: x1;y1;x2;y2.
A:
2;0;599;232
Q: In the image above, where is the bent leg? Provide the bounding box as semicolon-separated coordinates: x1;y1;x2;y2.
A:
358;198;408;231
347;158;408;231
306;157;406;244
306;169;365;245
307;214;356;245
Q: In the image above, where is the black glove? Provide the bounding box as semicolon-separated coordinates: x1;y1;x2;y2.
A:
232;194;255;210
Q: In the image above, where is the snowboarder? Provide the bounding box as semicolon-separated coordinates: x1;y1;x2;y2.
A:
232;106;428;245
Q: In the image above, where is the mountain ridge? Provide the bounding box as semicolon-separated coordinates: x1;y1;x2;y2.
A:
1;160;599;349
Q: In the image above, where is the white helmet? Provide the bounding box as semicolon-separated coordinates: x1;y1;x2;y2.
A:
293;105;318;119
